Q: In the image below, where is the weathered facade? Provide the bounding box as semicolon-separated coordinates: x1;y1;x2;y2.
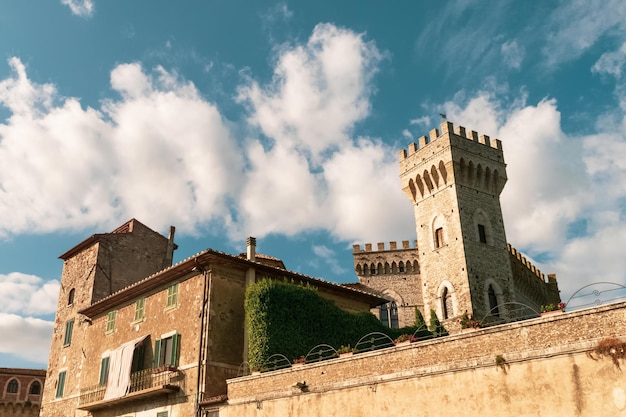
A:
0;368;45;417
40;222;385;417
354;121;560;329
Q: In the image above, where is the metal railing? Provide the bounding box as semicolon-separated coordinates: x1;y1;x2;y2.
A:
79;367;178;405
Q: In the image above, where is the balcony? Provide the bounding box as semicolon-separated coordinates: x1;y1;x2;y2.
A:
78;367;180;411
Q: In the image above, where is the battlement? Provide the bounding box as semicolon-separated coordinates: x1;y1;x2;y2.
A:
507;244;547;282
398;121;503;162
353;240;418;253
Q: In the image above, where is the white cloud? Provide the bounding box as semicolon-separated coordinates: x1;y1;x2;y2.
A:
60;0;94;17
312;245;347;275
0;313;53;365
0;273;60;316
238;23;383;161
592;43;626;78
501;40;524;70
544;0;626;67
0;58;242;237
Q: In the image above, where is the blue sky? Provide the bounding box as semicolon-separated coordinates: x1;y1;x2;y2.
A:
2;0;626;368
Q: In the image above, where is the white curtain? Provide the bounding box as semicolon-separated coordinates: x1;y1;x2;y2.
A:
103;335;147;401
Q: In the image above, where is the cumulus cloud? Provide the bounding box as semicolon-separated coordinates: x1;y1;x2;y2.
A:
0;273;60;316
60;0;94;17
238;23;384;161
312;245;347;275
0;58;242;237
235;23;413;242
592;43;626;78
0;313;53;365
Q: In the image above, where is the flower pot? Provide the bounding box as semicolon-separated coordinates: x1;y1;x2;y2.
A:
541;310;563;317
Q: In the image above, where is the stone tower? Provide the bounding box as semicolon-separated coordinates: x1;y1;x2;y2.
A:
398;121;515;322
41;219;175;415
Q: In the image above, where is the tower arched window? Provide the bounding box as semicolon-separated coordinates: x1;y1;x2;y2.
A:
379;301;399;329
398;261;404;273
370;264;376;275
68;288;75;305
442;288;453;319
6;379;18;394
488;285;499;317
29;381;41;395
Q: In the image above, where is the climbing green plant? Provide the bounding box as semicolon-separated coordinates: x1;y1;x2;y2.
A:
245;279;426;369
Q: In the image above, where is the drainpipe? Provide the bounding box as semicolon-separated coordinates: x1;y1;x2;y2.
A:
243;237;256;363
194;259;211;417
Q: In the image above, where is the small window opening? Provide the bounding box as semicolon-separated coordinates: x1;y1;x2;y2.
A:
478;224;487;244
488;285;499;317
435;227;444;248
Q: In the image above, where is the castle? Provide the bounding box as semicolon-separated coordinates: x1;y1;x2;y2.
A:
40;122;619;417
354;121;559;329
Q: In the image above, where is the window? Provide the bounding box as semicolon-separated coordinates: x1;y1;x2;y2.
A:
379;301;399;329
134;298;145;321
131;343;146;373
156;412;168;417
63;319;74;346
29;381;41;395
99;356;110;385
442;288;453;319
154;333;181;368
435;227;444;248
6;379;18;394
68;288;75;305
206;410;219;417
398;261;404;273
106;310;117;334
55;371;66;398
369;264;376;275
478;224;487;244
488;285;499;317
166;284;178;308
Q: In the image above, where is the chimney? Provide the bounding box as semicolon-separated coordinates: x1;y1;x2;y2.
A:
246;237;256;262
163;226;176;268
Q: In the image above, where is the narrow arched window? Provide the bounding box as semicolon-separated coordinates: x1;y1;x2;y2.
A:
398;261;405;273
488;285;499;317
6;379;18;394
435;227;444;248
68;288;75;305
379;303;389;327
29;381;41;395
390;301;399;329
442;288;453;319
370;264;376;275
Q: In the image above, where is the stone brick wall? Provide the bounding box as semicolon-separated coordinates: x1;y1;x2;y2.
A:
225;302;626;416
353;241;422;327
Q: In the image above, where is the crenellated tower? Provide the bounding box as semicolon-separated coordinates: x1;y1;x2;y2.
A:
399;121;515;322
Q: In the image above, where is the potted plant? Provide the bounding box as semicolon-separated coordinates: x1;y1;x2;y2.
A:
292;356;306;367
541;302;566;316
459;311;480;331
337;345;355;357
394;334;416;346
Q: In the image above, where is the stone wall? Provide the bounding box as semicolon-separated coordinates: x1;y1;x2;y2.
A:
225;302;626;416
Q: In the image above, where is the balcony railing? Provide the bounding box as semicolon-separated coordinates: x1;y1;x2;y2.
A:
78;367;180;410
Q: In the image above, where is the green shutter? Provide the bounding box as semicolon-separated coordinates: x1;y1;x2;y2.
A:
64;320;74;346
153;339;162;368
55;371;66;398
99;357;110;385
171;333;181;367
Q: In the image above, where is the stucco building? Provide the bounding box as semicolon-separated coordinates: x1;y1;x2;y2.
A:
39;222;384;417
